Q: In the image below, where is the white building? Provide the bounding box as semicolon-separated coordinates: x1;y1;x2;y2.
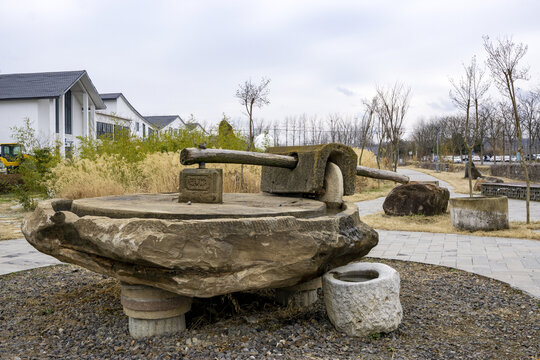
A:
97;93;155;138
144;115;185;133
0;70;106;155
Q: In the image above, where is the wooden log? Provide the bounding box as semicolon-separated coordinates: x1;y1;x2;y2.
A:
180;148;297;168
356;166;409;184
181;147;409;183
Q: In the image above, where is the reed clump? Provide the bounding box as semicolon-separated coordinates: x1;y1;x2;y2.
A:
49;152;262;199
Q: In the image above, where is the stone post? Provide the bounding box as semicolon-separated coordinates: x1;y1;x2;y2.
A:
275;277;321;307
120;282;192;339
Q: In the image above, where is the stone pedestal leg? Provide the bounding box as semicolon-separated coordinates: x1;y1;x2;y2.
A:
120;282;192;339
275;277;321;307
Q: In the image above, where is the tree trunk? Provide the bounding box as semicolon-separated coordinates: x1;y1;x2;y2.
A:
508;77;530;224
468;148;473;198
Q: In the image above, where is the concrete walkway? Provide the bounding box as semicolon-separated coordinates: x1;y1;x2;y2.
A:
0;238;61;275
369;230;540;298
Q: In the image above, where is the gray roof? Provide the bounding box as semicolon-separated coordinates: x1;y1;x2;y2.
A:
0;70;105;109
144;115;183;129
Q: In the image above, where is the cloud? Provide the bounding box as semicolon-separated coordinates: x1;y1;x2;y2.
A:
336;86;355;97
427;98;456;112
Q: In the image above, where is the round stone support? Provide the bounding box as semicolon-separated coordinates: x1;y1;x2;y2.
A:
322;262;402;337
449;196;509;231
275;277;321;307
120;282;192;339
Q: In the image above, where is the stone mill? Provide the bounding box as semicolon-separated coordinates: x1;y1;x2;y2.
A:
22;143;407;338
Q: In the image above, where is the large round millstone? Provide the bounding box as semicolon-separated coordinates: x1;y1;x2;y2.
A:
71;193;326;219
22;193;378;298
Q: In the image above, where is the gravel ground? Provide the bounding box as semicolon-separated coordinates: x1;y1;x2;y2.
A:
0;259;538;360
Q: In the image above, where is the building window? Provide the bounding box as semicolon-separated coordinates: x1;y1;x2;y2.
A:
143;124;146;138
65;90;72;135
136;122;140;132
97;121;113;138
96;122;129;139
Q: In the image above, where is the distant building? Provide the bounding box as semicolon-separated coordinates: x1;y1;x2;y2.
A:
0;70;106;155
97;93;154;139
144;115;184;133
145;115;206;134
0;70;200;154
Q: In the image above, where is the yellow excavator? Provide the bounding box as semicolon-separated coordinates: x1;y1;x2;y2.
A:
0;143;25;174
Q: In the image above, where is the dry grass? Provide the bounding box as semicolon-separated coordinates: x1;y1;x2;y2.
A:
50;152;262;199
352;149;395;197
0;194;27;240
344;183;394;202
361;211;540;240
49;148;386;200
405;166;536;194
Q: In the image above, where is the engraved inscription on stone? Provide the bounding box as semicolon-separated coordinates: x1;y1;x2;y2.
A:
186;175;211;191
179;168;223;204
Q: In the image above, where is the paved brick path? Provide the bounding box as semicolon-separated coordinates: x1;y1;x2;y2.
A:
369;230;540;298
0;238;61;275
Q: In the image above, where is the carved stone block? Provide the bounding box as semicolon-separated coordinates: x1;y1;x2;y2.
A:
179;168;223;203
260;143;357;196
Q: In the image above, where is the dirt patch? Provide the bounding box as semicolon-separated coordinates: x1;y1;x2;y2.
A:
0;194;28;240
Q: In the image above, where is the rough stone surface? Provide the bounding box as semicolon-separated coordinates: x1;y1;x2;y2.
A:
382;183;450;216
449;196;509;231
464;161;483;179
178;168;223;204
71;193;326;220
323;262;403;336
261;143;357;196
22;196;378;298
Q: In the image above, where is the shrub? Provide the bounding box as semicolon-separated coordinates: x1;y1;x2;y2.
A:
0;174;23;194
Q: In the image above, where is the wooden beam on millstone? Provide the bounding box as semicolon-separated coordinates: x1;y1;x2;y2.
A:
356;166;410;184
180;148;298;168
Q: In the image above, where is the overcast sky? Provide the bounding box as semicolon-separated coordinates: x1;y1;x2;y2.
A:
1;0;539;136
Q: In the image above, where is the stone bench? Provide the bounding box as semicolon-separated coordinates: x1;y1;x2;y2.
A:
481;182;540;201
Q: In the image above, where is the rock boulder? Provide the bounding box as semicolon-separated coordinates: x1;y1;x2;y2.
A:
382;183;450;216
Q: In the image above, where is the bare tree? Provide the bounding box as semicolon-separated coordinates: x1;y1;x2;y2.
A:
235;77;271;150
518;89;540;162
358;96;377;164
486;103;503;163
450;55;489;197
484;35;531;223
445;115;465;161
376;83;411;171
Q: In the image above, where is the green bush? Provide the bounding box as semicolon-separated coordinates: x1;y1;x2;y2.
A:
13;147;59;210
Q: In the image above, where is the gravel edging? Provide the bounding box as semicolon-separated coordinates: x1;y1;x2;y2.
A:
0;259;538;360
